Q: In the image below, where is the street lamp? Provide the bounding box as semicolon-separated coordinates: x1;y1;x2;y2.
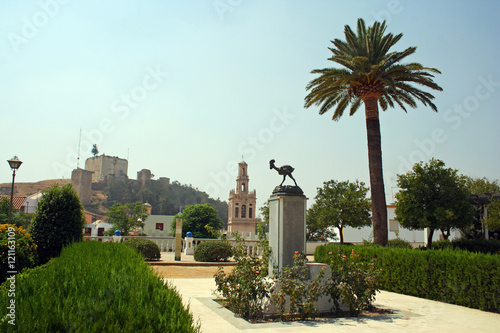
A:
7;156;22;225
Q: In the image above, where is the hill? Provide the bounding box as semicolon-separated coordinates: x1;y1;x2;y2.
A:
0;179;71;197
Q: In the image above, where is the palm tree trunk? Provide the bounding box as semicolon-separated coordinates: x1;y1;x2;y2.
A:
364;97;388;245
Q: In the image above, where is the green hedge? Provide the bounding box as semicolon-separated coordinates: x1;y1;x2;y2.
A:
0;241;198;332
451;239;500;254
315;244;500;312
124;238;161;260
194;240;232;262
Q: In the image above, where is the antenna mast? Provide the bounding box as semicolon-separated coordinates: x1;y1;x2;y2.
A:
77;128;82;169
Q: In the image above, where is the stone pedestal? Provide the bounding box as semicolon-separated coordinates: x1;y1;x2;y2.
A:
268;185;307;274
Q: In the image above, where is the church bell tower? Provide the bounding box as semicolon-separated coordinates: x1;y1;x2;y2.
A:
227;161;257;235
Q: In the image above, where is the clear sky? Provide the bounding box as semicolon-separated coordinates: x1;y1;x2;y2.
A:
1;0;499;212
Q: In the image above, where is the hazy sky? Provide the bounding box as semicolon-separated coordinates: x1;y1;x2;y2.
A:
1;0;499;211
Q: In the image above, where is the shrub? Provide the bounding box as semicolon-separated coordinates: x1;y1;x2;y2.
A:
194;240;232;262
431;239;452;250
214;225;270;320
30;184;85;264
271;252;325;320
124;238;161;260
386;238;413;249
315;244;500;313
322;247;380;316
452;239;500;254
0;224;38;284
0;241;199;332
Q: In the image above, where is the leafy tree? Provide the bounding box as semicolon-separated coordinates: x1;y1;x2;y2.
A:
170;203;223;238
304;18;442;245
309;180;371;243
0;197;32;229
106;201;148;235
306;202;337;241
30;184;85;264
91;144;99;157
463;177;500;239
395;159;475;247
466;177;500;194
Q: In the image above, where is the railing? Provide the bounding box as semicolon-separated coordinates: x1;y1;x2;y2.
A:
83;236;263;256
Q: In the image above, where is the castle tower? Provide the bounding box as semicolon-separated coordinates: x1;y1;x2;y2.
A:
227;161;257;235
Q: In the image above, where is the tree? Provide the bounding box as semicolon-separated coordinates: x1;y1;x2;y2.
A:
306;202;337;241
309;180;371;243
91;144;99;157
395;159;475;247
170;203;223;238
30;184;85;264
106;201;148;235
0;197;31;229
463;177;500;239
304;18;442;245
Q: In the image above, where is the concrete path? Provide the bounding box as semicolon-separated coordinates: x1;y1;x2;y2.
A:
157;251;500;332
167;278;500;333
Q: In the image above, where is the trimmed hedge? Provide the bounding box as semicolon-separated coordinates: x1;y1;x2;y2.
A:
451;239;500;254
194;240;232;262
0;241;199;332
315;244;500;312
124;238;161;260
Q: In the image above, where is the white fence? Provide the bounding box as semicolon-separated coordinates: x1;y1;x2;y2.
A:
83;236;262;256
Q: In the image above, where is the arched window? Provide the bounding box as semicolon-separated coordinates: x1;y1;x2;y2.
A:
241;183;246;192
249;207;253;219
241;205;246;218
235;207;239;218
242;168;245;176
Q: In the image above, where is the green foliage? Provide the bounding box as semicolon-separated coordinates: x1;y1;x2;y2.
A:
106;201;148;236
386;238;413;249
271;252;326;320
451;239;500;254
466;177;500;194
124;238;160;260
105;179;228;224
30;184;85;264
322;247;380;316
0;224;38;284
315;244;500;313
308;179;371;243
193;240;232;262
0;197;32;229
396;158;475;247
485;200;500;232
429;239;452;250
171;204;223;238
214;223;271;320
0;241;199;332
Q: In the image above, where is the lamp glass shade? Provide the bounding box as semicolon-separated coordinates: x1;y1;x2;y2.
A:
7;156;22;170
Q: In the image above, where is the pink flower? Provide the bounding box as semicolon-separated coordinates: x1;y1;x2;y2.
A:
294;251;299;254
328;252;333;255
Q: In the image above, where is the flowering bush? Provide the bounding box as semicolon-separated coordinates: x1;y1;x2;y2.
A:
322;248;380;316
0;224;38;284
271;252;325;320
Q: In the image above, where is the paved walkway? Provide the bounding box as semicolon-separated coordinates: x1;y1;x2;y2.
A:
159;252;500;332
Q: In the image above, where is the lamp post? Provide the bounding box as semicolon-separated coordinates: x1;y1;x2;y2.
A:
7;156;22;225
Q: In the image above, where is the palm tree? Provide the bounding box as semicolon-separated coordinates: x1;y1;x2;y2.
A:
304;18;442;245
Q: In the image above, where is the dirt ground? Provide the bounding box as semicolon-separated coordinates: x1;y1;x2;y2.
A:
151;265;234;279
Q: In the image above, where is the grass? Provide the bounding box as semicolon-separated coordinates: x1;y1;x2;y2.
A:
0;241;199;332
